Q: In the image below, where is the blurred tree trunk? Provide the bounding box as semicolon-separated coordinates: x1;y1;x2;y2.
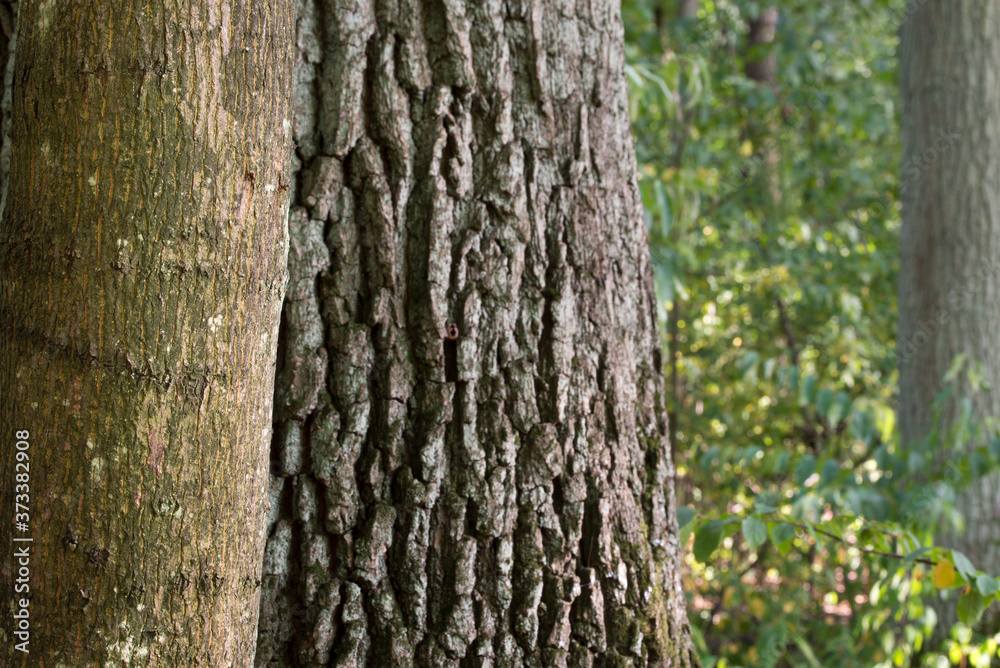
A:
254;0;697;665
741;4;799;370
0;0;294;664
745;6;778;86
678;0;699;20
898;1;1000;634
743;5;781;210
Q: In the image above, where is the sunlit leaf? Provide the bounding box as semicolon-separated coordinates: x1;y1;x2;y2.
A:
944;353;969;384
934;559;956;589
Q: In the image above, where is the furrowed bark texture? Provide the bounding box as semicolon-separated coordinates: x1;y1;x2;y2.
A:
256;0;696;666
898;1;1000;632
0;0;294;664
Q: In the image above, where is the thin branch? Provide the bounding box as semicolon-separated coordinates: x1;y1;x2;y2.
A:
782;520;936;567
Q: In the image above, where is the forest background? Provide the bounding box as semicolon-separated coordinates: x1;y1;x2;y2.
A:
626;1;1000;666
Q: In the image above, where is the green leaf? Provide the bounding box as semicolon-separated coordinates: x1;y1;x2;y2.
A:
820;459;840;485
956;397;973;451
679;520;695;552
801;521;820;547
976;574;999;596
742;517;769;549
957;589;989;627
739;446;763;466
903;546;932;564
771;522;796;546
794;455;817;486
699;446;720;471
816;387;834;418
989;438;1000;462
970;450;990;479
763;357;777;381
791;634;823;668
693;520;725;563
799;374;818;406
784;366;800;392
755;626;781;668
944;353;969;384
738;351;761;384
952;550;977;580
850;408;876;446
677;506;695;529
827;392;852;429
774;452;790;474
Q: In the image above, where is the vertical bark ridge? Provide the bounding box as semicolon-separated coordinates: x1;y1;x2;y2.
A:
259;0;696;665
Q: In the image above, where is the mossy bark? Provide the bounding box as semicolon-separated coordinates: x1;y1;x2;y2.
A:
0;0;16;217
0;0;295;664
256;0;697;665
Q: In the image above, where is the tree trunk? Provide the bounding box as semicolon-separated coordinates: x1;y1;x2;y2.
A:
744;6;778;87
0;0;294;664
898;1;1000;633
255;0;697;665
677;1;699;21
743;4;781;213
0;1;16;218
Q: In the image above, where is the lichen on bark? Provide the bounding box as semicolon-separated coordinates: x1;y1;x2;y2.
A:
0;0;295;664
258;0;696;666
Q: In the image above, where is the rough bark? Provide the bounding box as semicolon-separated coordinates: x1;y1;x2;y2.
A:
0;0;294;664
256;0;696;666
898;1;1000;633
0;0;16;218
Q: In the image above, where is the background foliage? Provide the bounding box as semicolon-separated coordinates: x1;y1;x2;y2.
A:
623;1;1000;665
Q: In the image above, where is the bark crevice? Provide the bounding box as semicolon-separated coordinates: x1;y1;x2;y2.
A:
258;0;696;665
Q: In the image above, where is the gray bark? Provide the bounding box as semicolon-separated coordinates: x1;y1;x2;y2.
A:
0;0;295;664
678;1;699;21
255;0;697;666
898;0;1000;633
